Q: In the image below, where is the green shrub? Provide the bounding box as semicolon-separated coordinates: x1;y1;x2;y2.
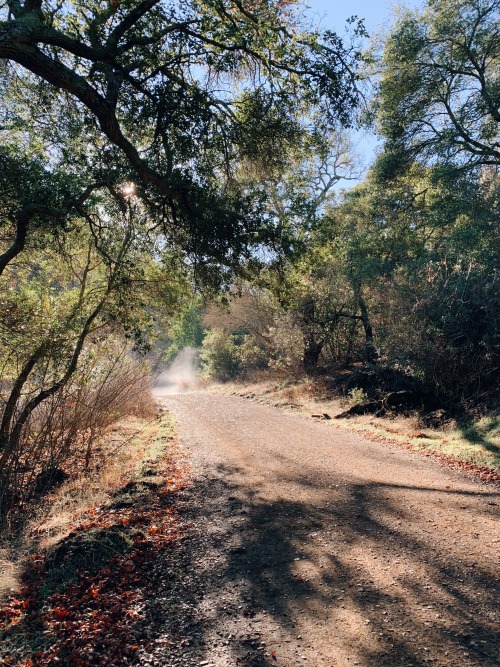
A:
199;328;242;381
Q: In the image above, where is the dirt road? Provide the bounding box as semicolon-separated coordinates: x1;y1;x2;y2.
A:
161;391;500;667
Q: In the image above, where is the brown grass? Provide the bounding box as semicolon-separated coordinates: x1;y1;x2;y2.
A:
0;550;20;599
0;409;176;603
0;344;156;528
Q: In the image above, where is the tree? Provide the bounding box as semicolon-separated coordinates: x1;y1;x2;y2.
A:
199;328;242;381
376;0;500;175
265;250;365;372
0;187;189;521
320;163;500;403
256;127;363;372
162;297;204;363
0;147;100;277
0;0;362;271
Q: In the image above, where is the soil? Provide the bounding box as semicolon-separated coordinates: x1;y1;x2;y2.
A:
161;390;500;667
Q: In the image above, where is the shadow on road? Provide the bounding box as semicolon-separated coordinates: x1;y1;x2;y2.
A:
186;463;500;666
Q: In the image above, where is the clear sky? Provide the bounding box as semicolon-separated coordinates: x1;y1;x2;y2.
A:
302;0;426;186
304;0;424;35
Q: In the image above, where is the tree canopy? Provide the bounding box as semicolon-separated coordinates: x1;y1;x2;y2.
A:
376;0;500;174
0;0;363;273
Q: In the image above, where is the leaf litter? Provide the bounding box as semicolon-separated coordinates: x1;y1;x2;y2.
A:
0;417;196;666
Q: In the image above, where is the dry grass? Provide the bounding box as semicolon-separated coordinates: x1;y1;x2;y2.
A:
0;341;157;527
0;550;20;599
329;413;500;470
0;409;176;603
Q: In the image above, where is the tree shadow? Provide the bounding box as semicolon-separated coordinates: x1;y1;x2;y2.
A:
186;462;500;666
459;416;500;458
5;448;497;666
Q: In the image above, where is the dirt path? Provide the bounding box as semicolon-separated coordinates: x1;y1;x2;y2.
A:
161;391;500;667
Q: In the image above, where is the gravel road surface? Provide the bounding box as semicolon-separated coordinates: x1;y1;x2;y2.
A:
161;391;500;667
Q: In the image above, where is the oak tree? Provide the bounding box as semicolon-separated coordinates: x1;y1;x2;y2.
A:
0;0;362;269
376;0;500;174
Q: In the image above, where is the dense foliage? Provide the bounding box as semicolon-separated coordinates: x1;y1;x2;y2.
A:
199;0;499;414
0;0;362;275
375;0;499;175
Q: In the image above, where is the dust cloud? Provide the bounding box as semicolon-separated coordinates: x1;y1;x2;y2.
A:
152;347;200;396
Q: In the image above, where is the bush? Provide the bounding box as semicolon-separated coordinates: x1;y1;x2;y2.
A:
347;387;369;406
415;271;499;408
377;265;500;409
239;338;270;372
199;328;242;381
0;337;154;528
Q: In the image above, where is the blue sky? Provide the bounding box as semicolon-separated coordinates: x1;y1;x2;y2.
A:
301;0;426;186
305;0;424;34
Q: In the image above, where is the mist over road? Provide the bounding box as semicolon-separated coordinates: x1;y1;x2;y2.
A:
153;347;200;395
162;391;500;667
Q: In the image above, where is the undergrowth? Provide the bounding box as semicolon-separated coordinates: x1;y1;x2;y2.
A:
0;409;191;666
0;409;176;600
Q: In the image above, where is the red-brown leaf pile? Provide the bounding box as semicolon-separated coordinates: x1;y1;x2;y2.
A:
0;445;192;666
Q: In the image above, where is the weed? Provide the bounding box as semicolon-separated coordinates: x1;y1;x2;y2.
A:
347;387;369;406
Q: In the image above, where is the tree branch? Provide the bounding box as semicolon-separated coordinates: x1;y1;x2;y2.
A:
106;0;161;51
0;204;62;277
0;37;178;196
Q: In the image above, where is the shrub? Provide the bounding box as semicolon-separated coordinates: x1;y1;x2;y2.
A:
347;387;369;406
0;337;154;528
199;328;242;381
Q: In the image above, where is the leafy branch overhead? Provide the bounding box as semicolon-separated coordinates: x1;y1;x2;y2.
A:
0;0;362;266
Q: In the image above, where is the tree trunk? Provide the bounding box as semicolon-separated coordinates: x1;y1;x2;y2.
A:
351;281;378;364
300;297;324;373
302;335;324;374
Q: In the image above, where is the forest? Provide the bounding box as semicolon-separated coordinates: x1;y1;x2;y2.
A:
0;0;498;530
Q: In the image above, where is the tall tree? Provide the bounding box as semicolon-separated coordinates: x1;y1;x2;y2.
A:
259;128;363;371
375;0;500;175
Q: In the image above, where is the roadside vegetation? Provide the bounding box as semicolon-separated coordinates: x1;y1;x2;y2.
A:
0;0;498;663
0;408;193;665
